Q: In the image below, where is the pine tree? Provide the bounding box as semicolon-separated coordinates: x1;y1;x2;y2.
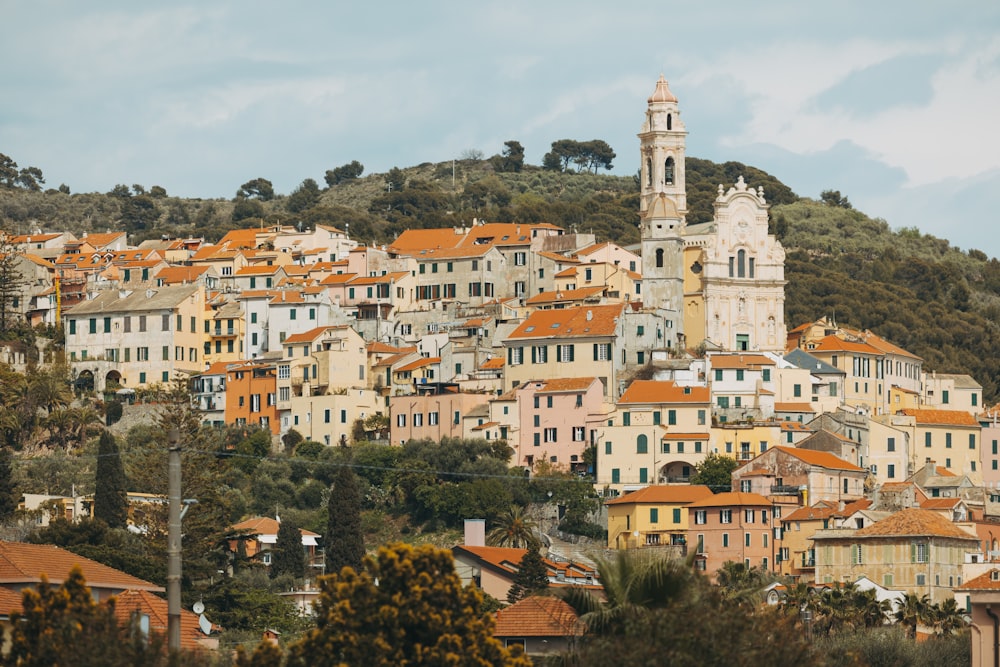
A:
93;430;128;529
0;446;17;518
0;231;25;336
271;517;305;580
325;465;364;575
507;545;550;604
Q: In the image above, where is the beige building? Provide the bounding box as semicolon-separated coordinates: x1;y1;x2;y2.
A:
812;508;979;603
605;484;713;551
64;284;207;391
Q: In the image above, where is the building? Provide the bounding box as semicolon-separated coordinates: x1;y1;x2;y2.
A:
228;516;322;574
732;446;868;506
493;596;581;658
510;377;606;472
686;492;775;578
811;507;979;603
606;484;713;550
956;569;1000;667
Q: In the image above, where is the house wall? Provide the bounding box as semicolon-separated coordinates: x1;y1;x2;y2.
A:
689;502;775;579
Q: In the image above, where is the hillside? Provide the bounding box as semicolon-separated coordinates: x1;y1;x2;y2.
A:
2;156;999;400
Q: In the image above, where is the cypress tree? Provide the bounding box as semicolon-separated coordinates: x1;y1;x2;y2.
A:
0;447;17;518
507;545;550;604
93;430;128;528
271;517;305;580
325;465;364;575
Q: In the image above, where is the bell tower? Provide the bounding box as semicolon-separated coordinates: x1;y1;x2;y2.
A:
639;75;686;325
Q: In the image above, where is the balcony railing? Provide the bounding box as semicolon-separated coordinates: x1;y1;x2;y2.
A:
801;554;816;568
771;485;801;495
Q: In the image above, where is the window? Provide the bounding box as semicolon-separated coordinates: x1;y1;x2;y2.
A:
913;543;928;563
942;389;949;404
88;318;97;334
573;426;585;441
672;508;681;523
694;510;706;525
396;414;406;427
744;509;755;524
745;533;751;547
137;347;149;361
650;508;659;523
547;396;553;408
508;347;523;365
514;251;526;266
714;369;723;382
653;411;661;426
639;468;648;483
946;433;952;448
793;384;802;398
531;345;548;364
544;428;557;442
636;434;647;454
762;369;770;381
413;413;423;427
637;351;645;365
593;343;610;361
722;533;729;548
740;480;751;493
970;434;977;449
558;345;575;362
720;509;732;524
888;464;895;479
887;437;895;452
138;315;147;332
667;409;677;426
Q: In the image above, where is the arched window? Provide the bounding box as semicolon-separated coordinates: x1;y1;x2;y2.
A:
637;434;648;454
664;157;675;185
737;249;746;278
655;248;664;268
646;158;653;186
667;114;672;130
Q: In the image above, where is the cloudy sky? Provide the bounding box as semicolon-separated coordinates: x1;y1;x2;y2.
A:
3;2;999;255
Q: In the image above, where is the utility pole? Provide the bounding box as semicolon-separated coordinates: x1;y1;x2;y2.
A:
167;428;182;653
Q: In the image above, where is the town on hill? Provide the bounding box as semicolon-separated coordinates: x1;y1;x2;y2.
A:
0;75;989;665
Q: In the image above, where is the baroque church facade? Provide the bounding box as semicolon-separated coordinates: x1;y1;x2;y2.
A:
639;75;786;353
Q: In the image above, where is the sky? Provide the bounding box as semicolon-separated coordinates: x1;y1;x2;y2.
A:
3;2;1000;255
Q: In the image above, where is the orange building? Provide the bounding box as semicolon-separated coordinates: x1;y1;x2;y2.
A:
224;360;279;434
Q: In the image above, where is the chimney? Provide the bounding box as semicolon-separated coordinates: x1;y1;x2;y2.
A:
586;310;593;321
464;519;486;547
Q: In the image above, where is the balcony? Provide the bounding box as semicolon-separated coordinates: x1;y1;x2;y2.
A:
771;485;801;495
800;553;816;568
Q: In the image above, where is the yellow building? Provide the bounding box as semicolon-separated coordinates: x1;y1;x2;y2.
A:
606;484;713;550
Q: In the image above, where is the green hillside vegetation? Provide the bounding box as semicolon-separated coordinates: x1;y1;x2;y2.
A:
3;149;1000;400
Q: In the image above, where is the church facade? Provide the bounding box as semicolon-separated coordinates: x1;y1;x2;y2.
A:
639;75;786;353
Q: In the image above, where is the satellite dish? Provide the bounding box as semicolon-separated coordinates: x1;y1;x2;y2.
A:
198;613;213;635
192;600;205;615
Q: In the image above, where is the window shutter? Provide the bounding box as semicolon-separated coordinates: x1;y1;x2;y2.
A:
508;347;512;364
593;343;599;361
531;346;537;364
910;543;916;563
570;345;575;362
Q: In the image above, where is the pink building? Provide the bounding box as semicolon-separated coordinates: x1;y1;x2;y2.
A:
514;377;606;473
686;492;776;580
389;382;489;445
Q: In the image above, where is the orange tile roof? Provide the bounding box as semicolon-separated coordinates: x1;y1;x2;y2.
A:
536;377;598;393
348;272;408;285
367;341;403;354
775;402;815;412
389;228;466;252
455;546;596;577
834;498;873;516
0;586;26;617
781;422;813;432
853;508;976;539
396;357;440;372
554;267;577;277
618;380;710;404
218;228;260;249
688;492;772;508
525;287;606;305
494;596;581;638
709;353;774;369
957;569;1000;591
411;245;493;259
269;291;306;304
606;485;713;506
809;335;881;355
458;222;559;248
81;231;126;248
282;326;332;344
659;430;712;440
537;251;579;264
320;273;356;285
899;409;979;426
230;517;319;538
774;446;865;472
235;265;282;276
920;498;963;510
155;265;210;284
784;503;839;522
113;590;216;651
0;542;162;592
508;304;623;339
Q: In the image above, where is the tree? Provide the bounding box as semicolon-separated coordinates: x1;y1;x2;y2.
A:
689;452;738;492
16;166;45;191
238;178;275;201
385;167;406;193
559;549;696;636
286;178;321;213
492;141;525;173
0;446;17;518
325;465;364;575
271;517;305;580
487;505;538;548
94;430;128;529
506;545;549;604
232;196;264;222
324;160;364;187
0;230;26;335
286;542;532;667
820;189;852;209
578;139;616;173
543;139;579;172
895;592;932;638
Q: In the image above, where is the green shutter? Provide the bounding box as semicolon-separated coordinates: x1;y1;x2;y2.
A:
593;343;599;361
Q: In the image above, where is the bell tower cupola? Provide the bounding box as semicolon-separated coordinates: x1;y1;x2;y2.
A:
638;75;687;218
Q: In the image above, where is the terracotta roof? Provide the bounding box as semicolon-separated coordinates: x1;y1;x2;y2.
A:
780;422;813;432
389;228;466;252
395;357;440;373
455;546;597;578
0;542;162;592
709;353;774;369
659;430;711;440
525;286;606;305
834;498;873;517
957;569;1000;592
809;335;881;355
0;586;26;617
898;409;979;426
282;326;338;344
367;341;404;354
536;377;598;393
113;589;217;651
537;251;579;264
853;508;976;539
508;304;623;340
773;446;865;472
618;380;710;404
235;265;282;276
775;402;815;413
606;485;713;506
218;228;260;249
687;492;772;508
230;517;319;538
920;498;963;510
494;596;581;638
479;357;504;370
81;231;126;248
155;265;210;284
784;503;839;522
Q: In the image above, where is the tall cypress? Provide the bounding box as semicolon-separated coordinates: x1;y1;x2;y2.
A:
325;465;364;575
93;430;128;528
0;447;17;518
271;517;305;580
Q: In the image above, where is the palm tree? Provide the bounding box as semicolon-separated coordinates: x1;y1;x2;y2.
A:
487;505;539;548
559;549;699;636
852;587;892;628
895;592;932;638
930;598;967;634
